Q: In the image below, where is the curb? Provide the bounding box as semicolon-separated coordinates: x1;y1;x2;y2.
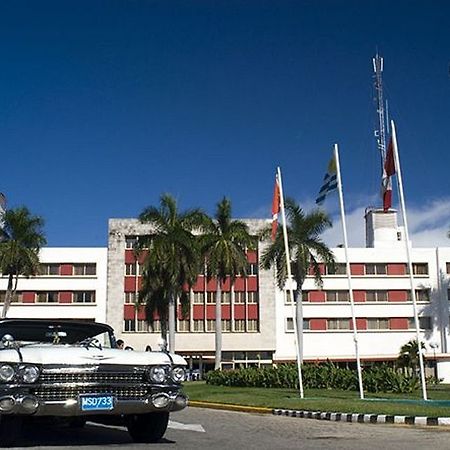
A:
273;409;450;426
188;401;450;426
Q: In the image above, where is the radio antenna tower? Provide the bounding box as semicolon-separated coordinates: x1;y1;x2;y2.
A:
373;53;387;172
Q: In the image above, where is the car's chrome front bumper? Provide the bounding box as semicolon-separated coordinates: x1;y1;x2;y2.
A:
0;391;188;417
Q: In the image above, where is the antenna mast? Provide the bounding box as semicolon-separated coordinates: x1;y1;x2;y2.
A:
373;54;387;170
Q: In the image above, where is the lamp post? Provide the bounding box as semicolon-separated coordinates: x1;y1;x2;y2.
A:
430;342;439;379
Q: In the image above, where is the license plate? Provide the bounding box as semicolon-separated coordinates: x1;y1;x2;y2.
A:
80;394;114;411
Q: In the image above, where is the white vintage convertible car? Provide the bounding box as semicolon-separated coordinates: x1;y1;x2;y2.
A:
0;318;188;445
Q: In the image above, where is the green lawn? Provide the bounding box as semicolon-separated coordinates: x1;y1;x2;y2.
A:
184;382;450;417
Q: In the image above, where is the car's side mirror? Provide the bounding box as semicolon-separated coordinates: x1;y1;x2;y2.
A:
1;334;15;348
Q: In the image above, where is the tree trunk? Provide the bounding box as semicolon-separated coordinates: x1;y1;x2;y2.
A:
1;275;14;319
295;287;304;365
214;281;222;370
168;292;176;353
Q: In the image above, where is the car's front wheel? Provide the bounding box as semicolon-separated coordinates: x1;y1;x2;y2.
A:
126;411;169;443
0;415;22;447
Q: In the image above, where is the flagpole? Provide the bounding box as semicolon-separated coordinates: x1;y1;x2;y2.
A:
277;166;304;398
390;121;427;401
333;145;365;399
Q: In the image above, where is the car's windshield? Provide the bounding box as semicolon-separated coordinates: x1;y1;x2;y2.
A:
0;320;114;348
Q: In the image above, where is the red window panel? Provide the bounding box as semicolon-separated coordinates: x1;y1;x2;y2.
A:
388;263;406;276
222;305;231;320
388;290;408;302
59;292;72;303
206;279;217;292
234;305;246;320
353;291;365;302
310;319;327;330
124;304;135;320
350;264;365;275
22;292;35;303
177;305;190;320
124;277;142;292
206;305;215;320
192;305;205;320
136;250;148;264
234;277;245;291
309;291;326;302
125;250;138;264
350;318;367;330
137;306;146;321
60;264;73;276
390;318;408;330
221;277;231;292
247;277;258;292
247;304;258;320
246;250;257;264
192;276;205;291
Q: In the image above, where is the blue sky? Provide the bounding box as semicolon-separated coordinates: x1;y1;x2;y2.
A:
1;1;449;247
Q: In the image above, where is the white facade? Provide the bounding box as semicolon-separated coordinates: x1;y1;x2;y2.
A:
0;248;108;323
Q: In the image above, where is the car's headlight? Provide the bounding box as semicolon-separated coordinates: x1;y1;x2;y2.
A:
20;365;40;383
148;366;167;383
0;364;15;382
170;366;186;383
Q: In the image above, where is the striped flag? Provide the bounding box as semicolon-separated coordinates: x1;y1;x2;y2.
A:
316;156;338;205
381;137;395;211
271;175;280;240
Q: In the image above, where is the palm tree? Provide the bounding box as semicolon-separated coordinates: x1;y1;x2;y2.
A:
260;198;334;362
0;207;46;318
398;339;425;375
200;198;255;370
137;194;205;351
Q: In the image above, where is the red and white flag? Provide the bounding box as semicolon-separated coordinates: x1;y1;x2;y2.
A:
382;137;395;211
271;175;280;240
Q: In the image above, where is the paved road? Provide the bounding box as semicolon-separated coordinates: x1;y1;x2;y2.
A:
9;407;450;449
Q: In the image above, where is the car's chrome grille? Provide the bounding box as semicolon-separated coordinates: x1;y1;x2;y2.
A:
34;386;149;401
34;365;150;402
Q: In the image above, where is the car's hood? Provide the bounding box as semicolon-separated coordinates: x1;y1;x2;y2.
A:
0;346;187;366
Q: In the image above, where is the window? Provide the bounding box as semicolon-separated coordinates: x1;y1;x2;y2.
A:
0;291;24;303
327;319;350;330
177;320;190;332
408;317;432;330
286;318;310;332
74;263;96;276
124;292;138;304
247;263;259;276
234;319;245;332
136;320;149;332
248;292;259;304
37;292;59;303
222;319;231;332
206;292;216;304
326;263;347;275
40;264;59;275
125;236;138;249
125;264;137;276
206;320;215;332
221;292;231;304
124;319;136;332
412;263;428;276
448;289;450;301
413;289;430;302
74;291;95;303
192;292;204;304
367;318;389;330
247;320;258;332
234;292;245;304
150;320;161;333
326;291;349;302
366;291;388;302
447;262;450;274
365;263;387;275
193;320;204;332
